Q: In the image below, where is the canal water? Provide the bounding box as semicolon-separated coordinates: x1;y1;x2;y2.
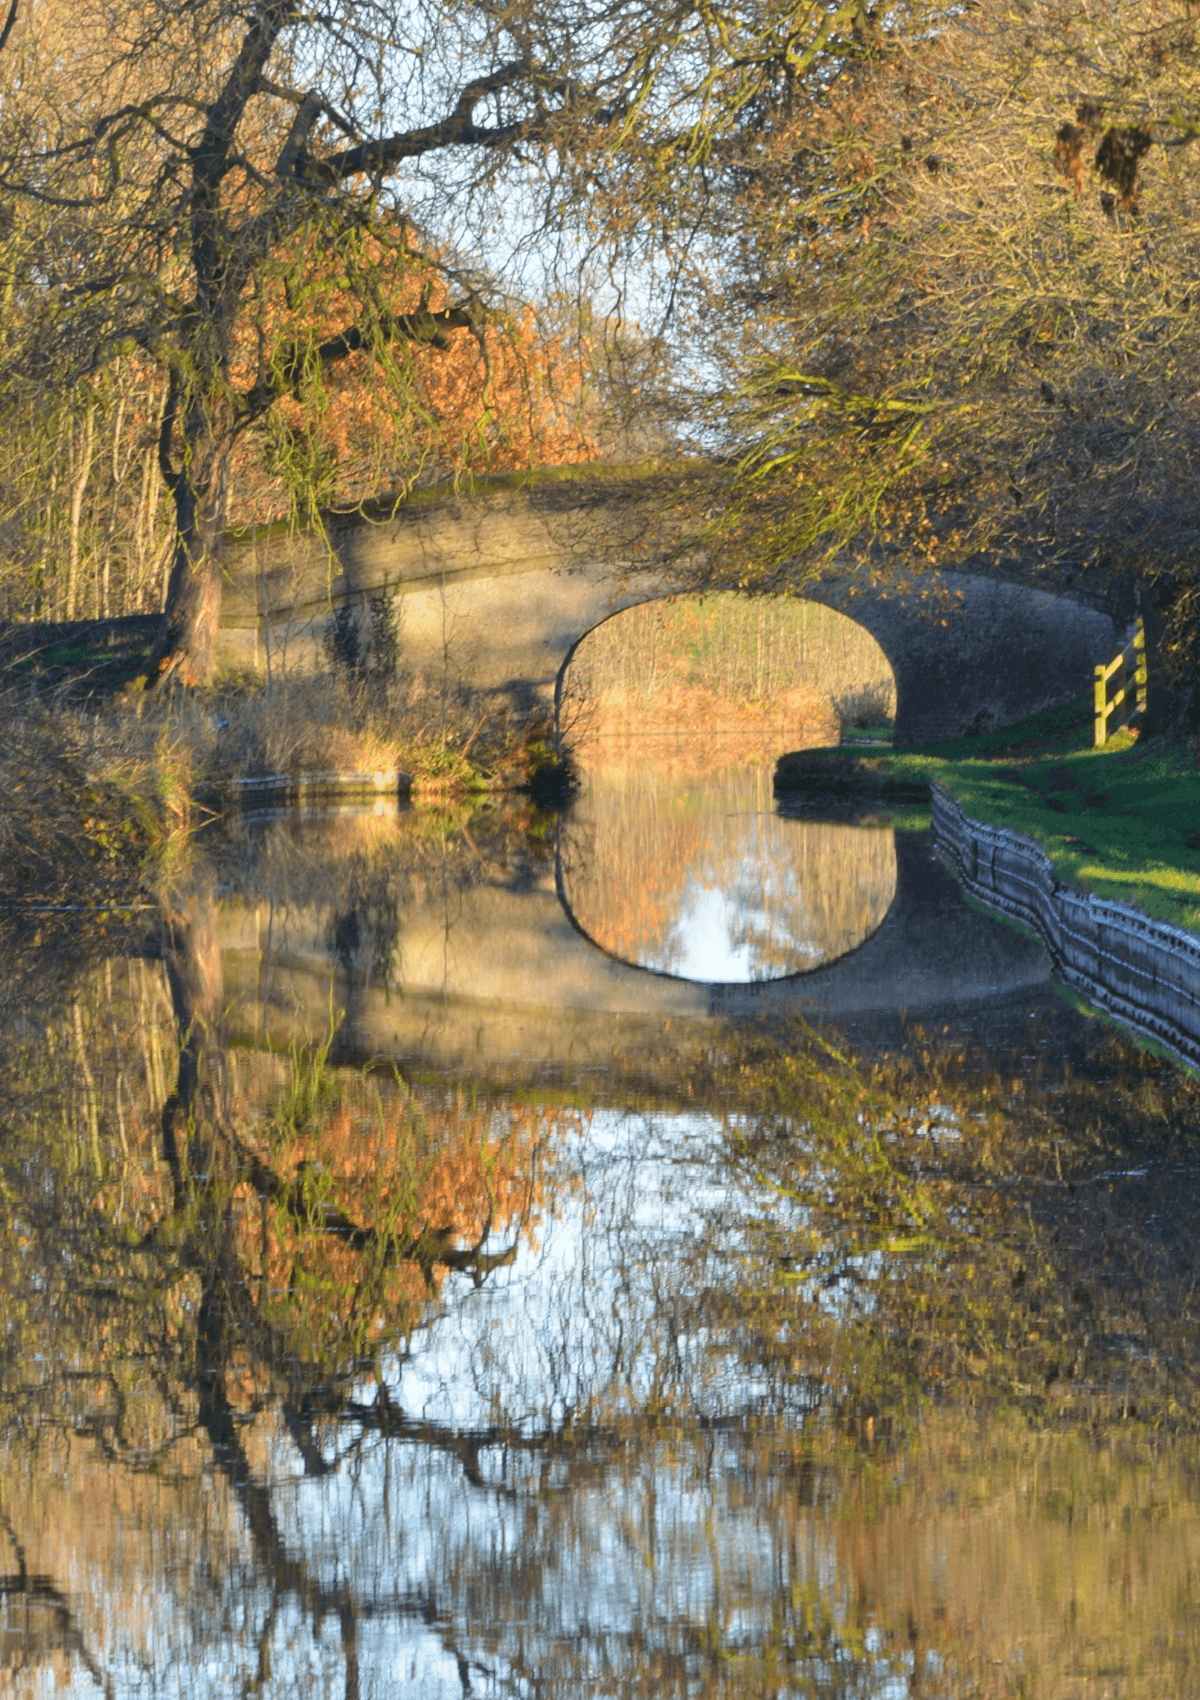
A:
4;745;1200;1697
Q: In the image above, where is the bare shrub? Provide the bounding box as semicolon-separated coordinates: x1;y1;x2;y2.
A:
831;681;895;733
0;687;191;913
203;669;548;793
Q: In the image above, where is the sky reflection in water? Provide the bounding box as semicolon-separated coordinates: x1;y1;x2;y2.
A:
560;759;897;981
3;755;1200;1696
392;1108;783;1431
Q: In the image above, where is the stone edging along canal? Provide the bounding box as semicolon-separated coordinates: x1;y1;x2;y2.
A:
230;770;410;815
931;780;1200;1071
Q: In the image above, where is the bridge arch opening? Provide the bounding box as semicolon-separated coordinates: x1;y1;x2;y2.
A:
554;593;900;984
557;592;896;757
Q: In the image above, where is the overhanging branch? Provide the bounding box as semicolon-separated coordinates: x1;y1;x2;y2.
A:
314;60;539;183
239;303;477;420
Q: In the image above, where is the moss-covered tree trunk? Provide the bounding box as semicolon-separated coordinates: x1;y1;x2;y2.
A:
148;395;234;688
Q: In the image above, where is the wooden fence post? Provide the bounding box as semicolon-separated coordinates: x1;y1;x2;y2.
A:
1094;618;1147;748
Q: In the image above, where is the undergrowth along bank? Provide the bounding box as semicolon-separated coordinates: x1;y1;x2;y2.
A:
0;671;561;929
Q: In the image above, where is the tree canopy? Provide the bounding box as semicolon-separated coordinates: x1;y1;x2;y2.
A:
0;0;892;681
11;0;1194;712
698;0;1200;715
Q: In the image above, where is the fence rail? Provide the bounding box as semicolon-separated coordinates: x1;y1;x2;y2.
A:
1094;617;1146;747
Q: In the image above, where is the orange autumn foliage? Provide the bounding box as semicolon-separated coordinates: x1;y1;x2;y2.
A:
232;1071;573;1368
49;962;579;1393
227;234;599;525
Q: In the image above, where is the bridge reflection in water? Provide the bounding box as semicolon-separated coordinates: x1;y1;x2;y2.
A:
5;757;1200;1698
218;756;1050;1080
560;760;897;980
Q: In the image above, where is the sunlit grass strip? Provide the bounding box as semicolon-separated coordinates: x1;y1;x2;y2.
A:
793;697;1200;938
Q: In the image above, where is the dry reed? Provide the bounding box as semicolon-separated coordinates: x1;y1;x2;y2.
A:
562;593;895;743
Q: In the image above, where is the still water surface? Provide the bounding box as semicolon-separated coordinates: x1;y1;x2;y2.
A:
3;750;1200;1697
560;761;896;980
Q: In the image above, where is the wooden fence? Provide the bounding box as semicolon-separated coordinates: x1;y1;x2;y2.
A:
1094;618;1146;747
932;781;1200;1071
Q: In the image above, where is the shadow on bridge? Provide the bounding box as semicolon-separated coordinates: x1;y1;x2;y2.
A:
218;471;1133;747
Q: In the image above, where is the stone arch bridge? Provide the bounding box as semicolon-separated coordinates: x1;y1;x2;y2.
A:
217;471;1132;747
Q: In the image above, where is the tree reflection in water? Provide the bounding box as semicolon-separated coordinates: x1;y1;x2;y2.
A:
2;817;1200;1694
0;882;570;1695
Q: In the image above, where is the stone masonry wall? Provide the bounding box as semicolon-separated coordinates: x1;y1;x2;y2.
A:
215;472;1126;745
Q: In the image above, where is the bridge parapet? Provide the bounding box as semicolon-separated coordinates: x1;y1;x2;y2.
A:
216;469;1128;746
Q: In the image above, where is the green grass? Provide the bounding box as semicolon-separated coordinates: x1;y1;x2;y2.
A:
877;699;1200;935
840;721;895;745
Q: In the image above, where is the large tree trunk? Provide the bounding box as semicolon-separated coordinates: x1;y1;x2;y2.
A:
147;403;233;689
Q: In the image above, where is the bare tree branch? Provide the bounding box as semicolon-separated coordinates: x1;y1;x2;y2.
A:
316;60;537;182
0;0;18;57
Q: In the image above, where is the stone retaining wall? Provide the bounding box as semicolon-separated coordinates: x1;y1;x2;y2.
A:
931;782;1200;1070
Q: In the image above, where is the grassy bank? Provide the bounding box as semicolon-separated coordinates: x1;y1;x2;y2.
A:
780;698;1200;935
